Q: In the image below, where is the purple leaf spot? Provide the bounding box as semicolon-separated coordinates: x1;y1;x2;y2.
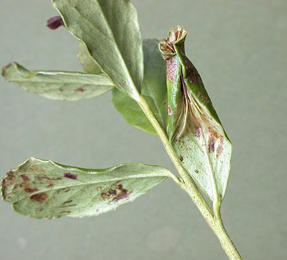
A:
47;16;64;30
64;172;78;180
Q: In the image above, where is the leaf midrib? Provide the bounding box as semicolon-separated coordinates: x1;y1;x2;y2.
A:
10;173;167;204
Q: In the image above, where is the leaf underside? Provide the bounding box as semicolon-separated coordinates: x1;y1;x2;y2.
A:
1;158;169;219
53;0;144;99
1;63;113;101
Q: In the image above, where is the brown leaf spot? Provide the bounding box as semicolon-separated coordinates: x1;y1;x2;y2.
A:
195;127;201;138
101;184;131;203
101;192;109;200
112;188;130;202
24;187;38;193
197;92;210;104
30;193;48;204
21;175;30;182
75;87;85;92
195;170;199;174
208;137;215;153
179;155;183;162
216;135;224;158
208;127;218;139
168;105;173;116
64;172;77;180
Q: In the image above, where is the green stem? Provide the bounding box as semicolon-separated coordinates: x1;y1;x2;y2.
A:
137;96;242;260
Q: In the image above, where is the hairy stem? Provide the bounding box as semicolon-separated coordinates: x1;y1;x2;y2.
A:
137;96;242;260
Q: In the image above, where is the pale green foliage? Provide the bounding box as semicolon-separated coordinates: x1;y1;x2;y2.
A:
2;158;169;219
0;1;240;257
159;26;231;201
53;0;144;100
1;62;113;101
77;42;102;75
1;0;232;221
112;39;167;135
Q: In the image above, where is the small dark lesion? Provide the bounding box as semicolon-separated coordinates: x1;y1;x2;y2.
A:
24;187;38;193
20;174;30;182
100;184;131;203
64;172;78;180
208;137;215;153
30;193;48;204
216;135;224;158
63;200;73;204
75;87;85;92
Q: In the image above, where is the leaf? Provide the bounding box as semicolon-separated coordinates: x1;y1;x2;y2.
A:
112;39;167;135
1;62;113;101
112;89;157;135
52;0;144;100
77;42;102;75
159;26;232;201
1;158;169;219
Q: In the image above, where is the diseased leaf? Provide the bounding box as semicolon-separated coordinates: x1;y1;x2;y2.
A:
1;62;113;101
77;42;102;75
112;39;167;135
159;26;232;201
53;0;144;100
1;158;169;219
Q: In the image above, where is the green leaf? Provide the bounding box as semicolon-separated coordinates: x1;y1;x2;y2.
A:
112;39;167;135
77;42;102;75
159;26;231;201
1;62;113;101
112;89;157;135
1;158;169;219
53;0;144;100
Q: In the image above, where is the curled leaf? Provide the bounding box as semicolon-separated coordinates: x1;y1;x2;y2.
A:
159;26;232;201
1;158;170;219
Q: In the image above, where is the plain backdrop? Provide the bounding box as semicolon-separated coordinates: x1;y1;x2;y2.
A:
0;0;286;259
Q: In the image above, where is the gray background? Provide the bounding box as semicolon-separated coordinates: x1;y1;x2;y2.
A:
0;0;286;259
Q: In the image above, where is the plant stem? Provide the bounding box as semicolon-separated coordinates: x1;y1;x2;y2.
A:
138;96;242;260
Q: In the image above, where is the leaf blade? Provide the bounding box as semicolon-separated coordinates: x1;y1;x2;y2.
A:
1;62;113;101
160;26;232;201
2;158;169;219
112;39;167;135
52;0;144;100
77;42;102;75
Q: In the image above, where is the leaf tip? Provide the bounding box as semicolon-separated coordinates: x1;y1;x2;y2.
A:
159;25;187;58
